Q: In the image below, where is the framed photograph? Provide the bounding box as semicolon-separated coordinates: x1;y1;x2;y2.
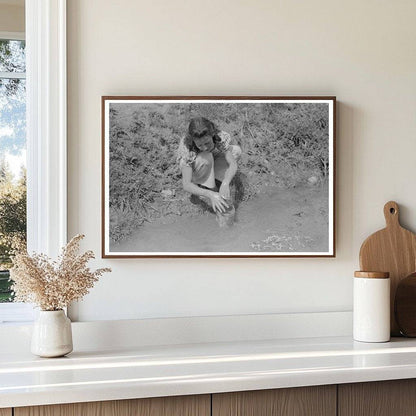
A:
102;96;336;258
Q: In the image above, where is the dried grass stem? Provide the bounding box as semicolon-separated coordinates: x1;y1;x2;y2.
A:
10;234;111;310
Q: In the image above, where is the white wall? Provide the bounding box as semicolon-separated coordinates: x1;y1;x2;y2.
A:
67;0;416;322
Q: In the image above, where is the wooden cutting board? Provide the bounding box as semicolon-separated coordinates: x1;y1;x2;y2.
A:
395;273;416;337
359;201;416;336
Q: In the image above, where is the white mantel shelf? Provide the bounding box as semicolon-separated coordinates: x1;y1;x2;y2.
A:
2;336;416;408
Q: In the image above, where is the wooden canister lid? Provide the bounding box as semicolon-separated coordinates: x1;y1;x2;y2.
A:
354;271;390;279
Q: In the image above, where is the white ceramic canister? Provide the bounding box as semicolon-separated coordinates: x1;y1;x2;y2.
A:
353;271;390;342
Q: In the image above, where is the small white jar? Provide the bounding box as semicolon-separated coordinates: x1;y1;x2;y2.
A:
353;271;390;343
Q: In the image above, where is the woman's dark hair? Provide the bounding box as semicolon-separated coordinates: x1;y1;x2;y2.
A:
184;117;221;152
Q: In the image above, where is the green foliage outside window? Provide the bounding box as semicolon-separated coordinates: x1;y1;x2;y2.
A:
0;161;26;302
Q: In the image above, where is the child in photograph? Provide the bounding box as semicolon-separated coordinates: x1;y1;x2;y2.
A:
178;117;242;226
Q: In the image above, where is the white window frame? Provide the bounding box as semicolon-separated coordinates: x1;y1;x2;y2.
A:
0;0;67;323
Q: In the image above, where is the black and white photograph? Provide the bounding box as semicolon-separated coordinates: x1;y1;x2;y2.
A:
102;97;335;257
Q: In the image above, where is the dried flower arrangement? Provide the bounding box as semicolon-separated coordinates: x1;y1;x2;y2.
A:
10;234;111;311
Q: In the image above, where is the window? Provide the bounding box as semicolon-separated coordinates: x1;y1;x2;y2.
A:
0;0;67;323
0;33;26;306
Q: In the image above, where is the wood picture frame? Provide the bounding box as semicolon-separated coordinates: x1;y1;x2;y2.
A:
102;96;336;258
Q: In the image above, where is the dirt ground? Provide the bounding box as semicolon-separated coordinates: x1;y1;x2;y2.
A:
111;183;329;254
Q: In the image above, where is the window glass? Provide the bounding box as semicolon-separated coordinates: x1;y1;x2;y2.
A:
0;39;26;73
0;39;26;303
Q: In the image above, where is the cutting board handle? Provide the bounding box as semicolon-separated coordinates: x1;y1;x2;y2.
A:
384;201;400;228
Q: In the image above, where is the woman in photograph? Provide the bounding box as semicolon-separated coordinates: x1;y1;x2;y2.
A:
178;117;242;224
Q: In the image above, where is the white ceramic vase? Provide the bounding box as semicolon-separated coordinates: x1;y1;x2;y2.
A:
31;310;73;357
